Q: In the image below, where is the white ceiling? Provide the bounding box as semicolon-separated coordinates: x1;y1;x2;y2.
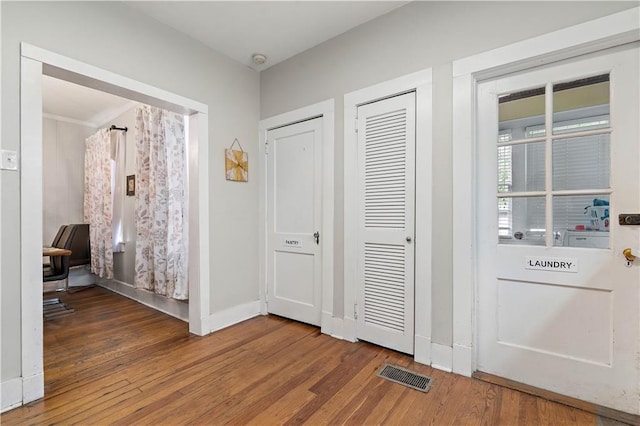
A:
42;75;136;127
43;1;408;124
124;1;409;71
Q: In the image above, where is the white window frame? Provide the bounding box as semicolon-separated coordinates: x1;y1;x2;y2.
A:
451;7;639;376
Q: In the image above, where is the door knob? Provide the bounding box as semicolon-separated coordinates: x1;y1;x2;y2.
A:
406;236;412;243
623;248;638;262
314;231;320;245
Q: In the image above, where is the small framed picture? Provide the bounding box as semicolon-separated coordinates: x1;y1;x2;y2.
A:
126;175;135;196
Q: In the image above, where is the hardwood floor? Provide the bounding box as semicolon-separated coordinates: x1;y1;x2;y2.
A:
0;287;626;425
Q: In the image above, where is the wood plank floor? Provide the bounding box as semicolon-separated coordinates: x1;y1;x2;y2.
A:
0;287;626;425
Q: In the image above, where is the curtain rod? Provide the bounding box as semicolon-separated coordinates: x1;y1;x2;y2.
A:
109;125;128;132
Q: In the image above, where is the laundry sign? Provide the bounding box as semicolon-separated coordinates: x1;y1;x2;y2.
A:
525;256;578;273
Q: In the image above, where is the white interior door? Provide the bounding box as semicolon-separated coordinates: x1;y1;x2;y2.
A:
356;92;415;354
266;118;322;326
477;45;640;413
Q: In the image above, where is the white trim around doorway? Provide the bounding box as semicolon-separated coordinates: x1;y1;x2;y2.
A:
343;68;433;365
19;43;211;405
258;99;335;336
451;7;640;377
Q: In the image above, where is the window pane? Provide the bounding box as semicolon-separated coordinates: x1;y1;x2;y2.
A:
552;134;610;191
499;87;545;138
553;195;610;248
498;143;545;193
553;75;609;135
499;196;546;245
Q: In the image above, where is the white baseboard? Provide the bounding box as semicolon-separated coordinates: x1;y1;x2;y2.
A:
452;343;473;377
414;335;431;365
342;317;357;342
431;343;453;372
22;372;44;404
1;378;23;413
98;279;188;322
320;313;345;339
209;300;262;333
331;317;344;339
189;315;209;336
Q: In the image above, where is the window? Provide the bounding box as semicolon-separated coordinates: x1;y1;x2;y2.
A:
497;74;611;246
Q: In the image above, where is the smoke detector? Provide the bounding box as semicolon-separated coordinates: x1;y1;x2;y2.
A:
252;53;267;65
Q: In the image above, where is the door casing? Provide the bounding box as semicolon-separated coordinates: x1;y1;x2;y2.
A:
343;69;433;366
258;100;335;336
451;7;640;377
19;43;211;406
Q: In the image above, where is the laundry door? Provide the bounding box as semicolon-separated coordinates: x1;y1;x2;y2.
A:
266;118;322;326
476;45;640;413
356;92;415;354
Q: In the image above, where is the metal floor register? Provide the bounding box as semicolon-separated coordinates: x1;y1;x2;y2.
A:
377;364;433;393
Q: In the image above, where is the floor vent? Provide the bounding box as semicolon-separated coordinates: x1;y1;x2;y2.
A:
377;364;432;393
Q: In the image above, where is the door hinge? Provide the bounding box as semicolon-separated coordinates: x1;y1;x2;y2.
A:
355;118;358;133
265;141;269;155
354;303;358;319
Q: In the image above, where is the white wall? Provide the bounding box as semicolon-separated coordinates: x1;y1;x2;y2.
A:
42;117;95;245
260;1;636;347
1;1;260;385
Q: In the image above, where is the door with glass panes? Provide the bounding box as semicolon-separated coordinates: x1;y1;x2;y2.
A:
476;45;640;413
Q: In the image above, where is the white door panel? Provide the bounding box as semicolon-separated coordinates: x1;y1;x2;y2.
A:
356;92;415;354
267;118;322;326
477;46;639;413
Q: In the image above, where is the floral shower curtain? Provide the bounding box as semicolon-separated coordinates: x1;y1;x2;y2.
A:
84;128;114;279
134;106;188;300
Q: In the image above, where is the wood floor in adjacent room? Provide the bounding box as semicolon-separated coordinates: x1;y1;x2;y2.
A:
0;286;622;425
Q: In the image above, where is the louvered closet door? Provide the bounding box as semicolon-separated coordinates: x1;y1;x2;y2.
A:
356;92;415;354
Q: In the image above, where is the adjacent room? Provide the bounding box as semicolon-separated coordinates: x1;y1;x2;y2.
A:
1;1;639;424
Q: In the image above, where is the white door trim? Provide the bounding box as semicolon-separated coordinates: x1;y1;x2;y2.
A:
258;99;335;335
344;69;433;365
19;43;211;404
451;7;640;377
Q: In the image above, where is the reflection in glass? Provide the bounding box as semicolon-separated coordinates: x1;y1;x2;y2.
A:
498;197;546;245
553;75;610;135
553;135;610;191
553;195;610;248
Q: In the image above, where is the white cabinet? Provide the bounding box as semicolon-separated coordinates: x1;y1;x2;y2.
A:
565;230;609;248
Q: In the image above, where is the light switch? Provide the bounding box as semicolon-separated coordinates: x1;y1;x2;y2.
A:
1;150;18;171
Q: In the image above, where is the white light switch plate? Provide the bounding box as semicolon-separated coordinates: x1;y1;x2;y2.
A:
1;150;19;171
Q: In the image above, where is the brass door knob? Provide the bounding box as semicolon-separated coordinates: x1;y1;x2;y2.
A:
623;248;637;262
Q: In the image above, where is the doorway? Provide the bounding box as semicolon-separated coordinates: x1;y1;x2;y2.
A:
355;92;416;354
475;45;639;413
20;43;210;404
266;117;323;326
259;100;335;335
343;69;432;364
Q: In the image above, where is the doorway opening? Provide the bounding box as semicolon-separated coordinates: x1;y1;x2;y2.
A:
20;43;210;404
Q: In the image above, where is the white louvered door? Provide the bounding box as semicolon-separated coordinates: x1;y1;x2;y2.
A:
356;92;415;354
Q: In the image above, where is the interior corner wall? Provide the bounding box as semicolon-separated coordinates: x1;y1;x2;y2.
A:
1;1;260;385
259;1;636;347
42;117;96;245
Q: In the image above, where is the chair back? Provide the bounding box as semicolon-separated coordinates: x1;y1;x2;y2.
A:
51;225;67;247
68;224;91;267
51;225;77;275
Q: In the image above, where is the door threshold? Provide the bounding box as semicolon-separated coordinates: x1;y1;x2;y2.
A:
472;371;639;426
